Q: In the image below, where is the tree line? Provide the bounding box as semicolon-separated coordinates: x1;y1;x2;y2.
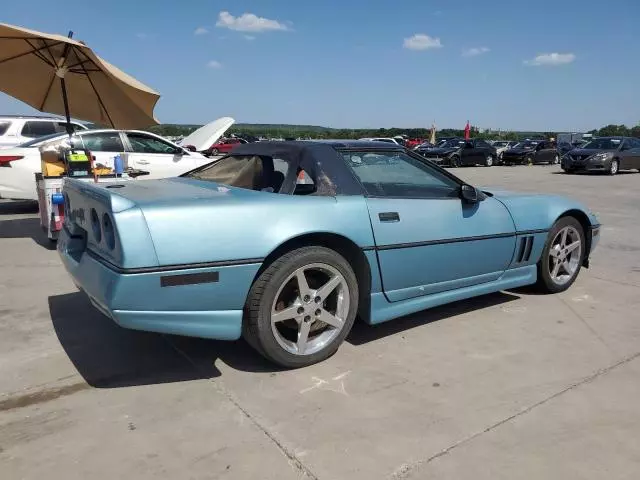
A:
148;122;640;141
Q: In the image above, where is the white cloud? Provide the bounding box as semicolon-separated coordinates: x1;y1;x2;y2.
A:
194;27;209;35
524;52;576;66
244;35;256;41
403;34;442;51
206;60;223;69
216;11;289;33
463;47;490;57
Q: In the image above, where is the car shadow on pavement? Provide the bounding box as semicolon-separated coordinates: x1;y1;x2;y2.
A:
347;291;519;345
49;291;520;385
0;200;54;249
49;292;280;387
48;292;226;388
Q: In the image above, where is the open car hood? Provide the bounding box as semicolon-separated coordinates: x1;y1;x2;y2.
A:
179;117;235;152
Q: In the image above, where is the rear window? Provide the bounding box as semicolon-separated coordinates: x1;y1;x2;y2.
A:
186;155;290;193
0;121;11;136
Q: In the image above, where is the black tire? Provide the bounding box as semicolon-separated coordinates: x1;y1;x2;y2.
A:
243;246;359;368
211;148;219;155
563;168;574;174
535;216;585;294
484;154;494;167
449;155;460;168
608;159;619;175
551;154;560;165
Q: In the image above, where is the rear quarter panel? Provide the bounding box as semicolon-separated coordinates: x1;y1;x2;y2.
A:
141;194;376;266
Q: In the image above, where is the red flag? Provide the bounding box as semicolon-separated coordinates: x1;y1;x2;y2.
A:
464;120;471;140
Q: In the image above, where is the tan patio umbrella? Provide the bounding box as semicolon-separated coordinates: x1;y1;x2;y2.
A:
0;22;160;132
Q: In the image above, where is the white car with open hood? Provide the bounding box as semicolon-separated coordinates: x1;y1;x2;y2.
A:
0;117;234;201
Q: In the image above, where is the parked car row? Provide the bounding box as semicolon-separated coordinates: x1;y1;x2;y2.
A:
411;136;640;175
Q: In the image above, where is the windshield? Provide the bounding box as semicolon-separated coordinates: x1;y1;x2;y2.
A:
581;138;622;150
517;141;539;149
441;139;465;148
17;132;66;148
493;141;509;147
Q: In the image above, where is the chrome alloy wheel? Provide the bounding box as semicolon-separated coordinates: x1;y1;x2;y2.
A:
548;226;582;285
270;263;350;356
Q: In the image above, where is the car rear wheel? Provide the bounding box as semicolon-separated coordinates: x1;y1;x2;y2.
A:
484;154;494;167
551;154;560;165
243;246;359;368
608;159;619;175
525;155;533;166
211;148;219;155
449;155;460;168
535;217;585;294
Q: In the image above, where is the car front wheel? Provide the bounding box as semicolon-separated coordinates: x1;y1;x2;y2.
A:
211;148;219;155
244;246;359;368
608;159;619;175
484;154;494;167
535;217;585;293
449;155;460;168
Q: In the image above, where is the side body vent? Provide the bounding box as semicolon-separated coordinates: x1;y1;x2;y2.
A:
516;235;534;263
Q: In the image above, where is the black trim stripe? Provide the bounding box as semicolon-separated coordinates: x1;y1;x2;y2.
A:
372;229;549;252
161;272;219;288
376;232;516;251
516;228;549;235
87;249;264;274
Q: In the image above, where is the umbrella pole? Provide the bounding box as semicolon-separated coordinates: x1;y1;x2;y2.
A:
60;77;73;137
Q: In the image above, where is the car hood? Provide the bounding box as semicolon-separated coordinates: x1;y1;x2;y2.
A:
568;148;614;155
480;188;599;232
179;117;235;152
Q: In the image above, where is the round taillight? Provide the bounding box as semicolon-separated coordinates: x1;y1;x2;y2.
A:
90;208;101;243
102;213;115;250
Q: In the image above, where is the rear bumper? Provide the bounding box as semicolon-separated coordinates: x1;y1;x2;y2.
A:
57;227;261;340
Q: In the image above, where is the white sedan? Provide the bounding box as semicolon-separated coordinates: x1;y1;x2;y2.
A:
0;119;232;201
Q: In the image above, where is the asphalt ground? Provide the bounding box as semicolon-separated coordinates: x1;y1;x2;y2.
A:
1;164;639;479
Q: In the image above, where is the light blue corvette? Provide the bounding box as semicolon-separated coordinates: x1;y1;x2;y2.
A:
58;141;601;367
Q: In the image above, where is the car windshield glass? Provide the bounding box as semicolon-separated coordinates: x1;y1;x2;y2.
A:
17;132;65;147
185;155;290;193
493;141;509;147
518;141;539;148
442;139;465;148
582;138;622;149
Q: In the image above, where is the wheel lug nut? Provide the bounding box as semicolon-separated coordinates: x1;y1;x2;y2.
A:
297;307;304;314
314;296;321;303
304;315;311;322
315;309;321;316
303;295;311;302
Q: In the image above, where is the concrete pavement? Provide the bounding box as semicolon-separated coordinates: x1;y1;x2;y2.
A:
1;165;639;479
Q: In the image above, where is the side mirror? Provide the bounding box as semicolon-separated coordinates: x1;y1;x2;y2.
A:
460;184;480;203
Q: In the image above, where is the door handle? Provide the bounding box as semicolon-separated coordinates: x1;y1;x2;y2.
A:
379;212;400;222
138;160;149;165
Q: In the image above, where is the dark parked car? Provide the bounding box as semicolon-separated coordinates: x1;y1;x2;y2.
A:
501;140;560;166
561;136;640;175
416;138;498;167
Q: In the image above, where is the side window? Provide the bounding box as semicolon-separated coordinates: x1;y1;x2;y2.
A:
476;140;489;148
126;133;180;154
53;122;85;133
21;121;57;138
0;121;11;136
79;132;124;152
341;151;459;198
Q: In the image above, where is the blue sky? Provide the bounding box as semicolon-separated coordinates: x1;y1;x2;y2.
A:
2;0;639;131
